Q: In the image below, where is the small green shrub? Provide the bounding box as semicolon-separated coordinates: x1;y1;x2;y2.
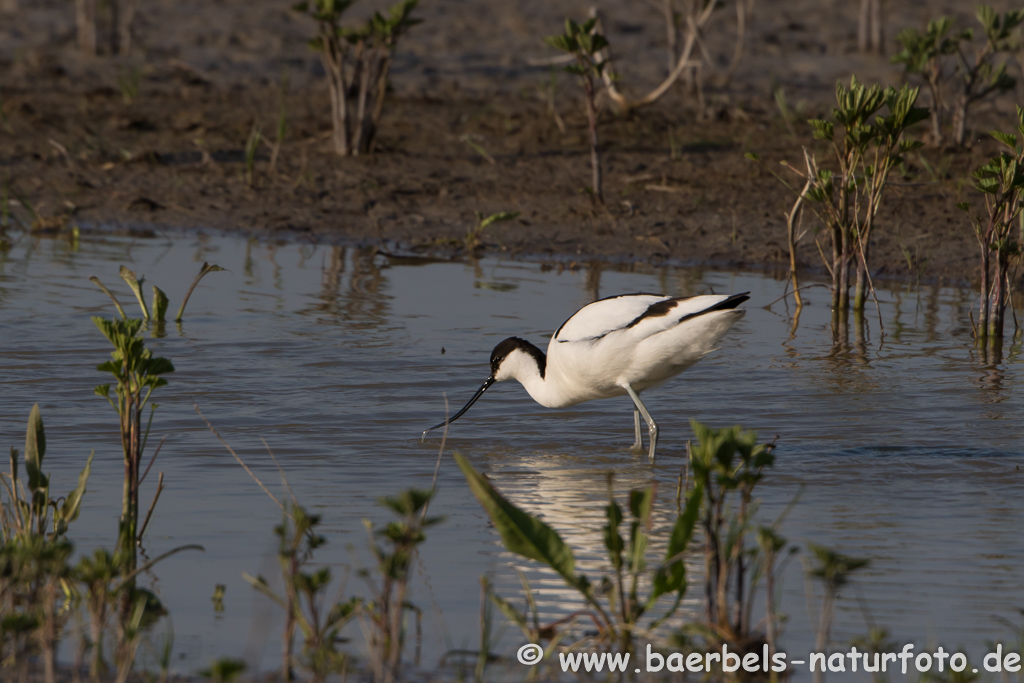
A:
894;6;1024;146
957;106;1024;351
293;0;420;156
760;77;928;318
545;18;609;204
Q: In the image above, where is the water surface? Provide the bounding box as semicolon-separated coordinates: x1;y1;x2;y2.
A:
1;231;1022;677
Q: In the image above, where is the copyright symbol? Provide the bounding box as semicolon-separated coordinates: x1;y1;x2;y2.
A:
517;643;543;665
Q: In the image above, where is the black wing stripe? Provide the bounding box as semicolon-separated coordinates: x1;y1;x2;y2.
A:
552;292;665;339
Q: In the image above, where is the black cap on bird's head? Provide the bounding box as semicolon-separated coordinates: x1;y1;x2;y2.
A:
421;337;545;440
489;337;546;379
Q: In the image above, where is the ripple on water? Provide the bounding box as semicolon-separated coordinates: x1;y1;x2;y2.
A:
1;231;1022;676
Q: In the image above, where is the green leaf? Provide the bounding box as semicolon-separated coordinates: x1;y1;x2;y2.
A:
89;276;128;319
991;131;1018;150
152;286;169;322
24;404;46;492
455;453;578;586
808;119;834;141
96;361;120;375
649;480;703;602
485;580;531;636
629;487;653;521
603;500;624;572
744;151;760;162
143;356;175;377
59;450;94;527
479;211;520;230
955;201;971;212
544;34;574;53
175;262;226;322
120;265;151;320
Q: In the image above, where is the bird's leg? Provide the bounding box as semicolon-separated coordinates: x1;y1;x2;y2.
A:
624;384;658;462
629;407;645;454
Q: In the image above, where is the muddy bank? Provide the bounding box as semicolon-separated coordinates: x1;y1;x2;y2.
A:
1;0;1020;285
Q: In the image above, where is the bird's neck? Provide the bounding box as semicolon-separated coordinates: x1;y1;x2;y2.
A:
501;343;571;408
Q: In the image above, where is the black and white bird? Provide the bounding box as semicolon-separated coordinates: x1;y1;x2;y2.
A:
423;292;749;461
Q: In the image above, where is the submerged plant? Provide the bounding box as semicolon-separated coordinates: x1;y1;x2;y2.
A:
90;261;225;324
958;106;1024;352
545;18;609;204
293;0;420;156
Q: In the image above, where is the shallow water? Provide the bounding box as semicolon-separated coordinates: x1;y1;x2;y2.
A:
1;231;1023;678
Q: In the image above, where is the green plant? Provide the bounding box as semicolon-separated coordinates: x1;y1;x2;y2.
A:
270;73;289;173
465;211;519;254
545;18;609;204
93;317;174;615
293;0;420;156
245;504;360;682
805;544;870;683
957;106;1024;350
199;657;247;682
245;124;262;188
75;548;124;680
90;261;225;324
1;405;93;545
357;490;438;683
457;454;699;657
851;627;897;683
0;405;91;683
894;7;1023;147
0;536;73;683
798;77;928;316
116;66;142;106
74;541;200;681
892;17;964;145
685;420;787;656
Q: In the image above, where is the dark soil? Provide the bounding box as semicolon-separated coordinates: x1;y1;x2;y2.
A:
2;0;1020;285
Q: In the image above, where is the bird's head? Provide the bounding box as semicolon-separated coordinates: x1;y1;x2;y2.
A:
421;337;546;439
490;337;546;382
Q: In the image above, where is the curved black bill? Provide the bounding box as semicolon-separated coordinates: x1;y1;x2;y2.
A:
422;377;496;440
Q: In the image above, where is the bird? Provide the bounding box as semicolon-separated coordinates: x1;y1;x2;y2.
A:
422;292;749;461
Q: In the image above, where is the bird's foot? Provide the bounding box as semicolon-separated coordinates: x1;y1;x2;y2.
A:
628;441;646;455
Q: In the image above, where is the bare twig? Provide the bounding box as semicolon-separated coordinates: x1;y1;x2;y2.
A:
261;437;298;505
421;394;449;524
195;404;284;511
138;435;166;487
137;471;165;542
763;284;830;309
